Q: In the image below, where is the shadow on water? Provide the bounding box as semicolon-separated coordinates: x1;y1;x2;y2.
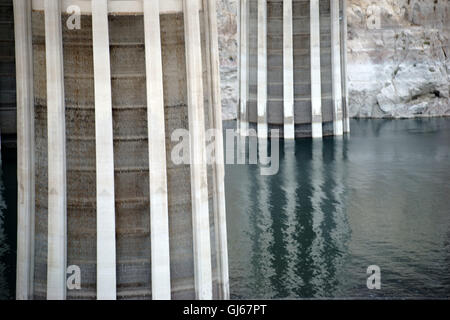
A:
225;119;450;299
0;145;17;300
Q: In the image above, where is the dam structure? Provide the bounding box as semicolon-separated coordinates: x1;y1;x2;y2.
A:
238;0;350;139
13;0;229;300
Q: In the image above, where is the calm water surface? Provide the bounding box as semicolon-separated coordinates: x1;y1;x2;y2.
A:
225;119;450;299
0;119;449;299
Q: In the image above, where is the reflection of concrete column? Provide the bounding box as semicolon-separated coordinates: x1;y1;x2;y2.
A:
340;0;350;134
92;0;116;300
202;0;230;300
183;0;213;300
44;0;67;300
282;141;298;295
310;0;323;139
257;0;268;139
239;0;249;136
331;0;343;136
14;0;35;300
283;0;295;139
310;140;326;293
143;0;171;300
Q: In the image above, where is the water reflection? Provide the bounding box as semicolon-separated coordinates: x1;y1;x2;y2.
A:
0;153;8;299
226;119;450;299
227;135;351;299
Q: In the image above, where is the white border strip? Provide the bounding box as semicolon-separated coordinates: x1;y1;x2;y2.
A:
32;0;202;14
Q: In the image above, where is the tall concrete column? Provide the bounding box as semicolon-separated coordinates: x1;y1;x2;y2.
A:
183;0;213;300
341;0;350;133
239;0;249;136
143;0;171;300
310;0;323;139
202;0;230;300
331;0;344;136
257;0;267;139
14;0;35;300
92;0;117;300
283;0;295;139
44;0;67;300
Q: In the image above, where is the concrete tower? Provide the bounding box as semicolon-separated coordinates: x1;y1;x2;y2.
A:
14;0;228;300
238;0;350;139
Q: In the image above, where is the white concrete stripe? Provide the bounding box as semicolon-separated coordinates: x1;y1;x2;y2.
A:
44;0;67;300
310;0;323;139
183;0;213;300
341;0;350;133
283;0;295;139
202;0;230;300
239;0;249;136
14;0;35;300
331;0;344;136
257;0;268;139
143;0;171;300
92;0;117;300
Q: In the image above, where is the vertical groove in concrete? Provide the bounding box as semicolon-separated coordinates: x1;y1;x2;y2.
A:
143;0;171;300
310;0;323;138
92;0;117;300
202;0;230;300
14;0;35;300
283;0;295;139
44;0;66;300
257;0;268;139
183;0;213;300
340;0;350;133
239;0;249;136
330;0;343;136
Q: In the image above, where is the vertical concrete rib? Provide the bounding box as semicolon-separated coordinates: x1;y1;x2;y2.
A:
143;0;171;300
183;0;213;300
257;0;267;139
310;0;323;138
202;0;230;300
44;0;67;300
283;0;295;139
14;0;35;300
331;0;344;136
91;0;117;300
341;0;350;133
239;0;249;136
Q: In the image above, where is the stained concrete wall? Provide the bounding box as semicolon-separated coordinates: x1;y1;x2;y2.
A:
0;0;16;136
32;10;220;300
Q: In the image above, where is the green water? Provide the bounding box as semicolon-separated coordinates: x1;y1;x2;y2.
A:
225;119;450;299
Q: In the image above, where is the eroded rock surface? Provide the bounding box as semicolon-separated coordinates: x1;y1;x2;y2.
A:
216;0;450;120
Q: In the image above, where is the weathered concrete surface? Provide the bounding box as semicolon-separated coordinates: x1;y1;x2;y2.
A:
217;0;450;120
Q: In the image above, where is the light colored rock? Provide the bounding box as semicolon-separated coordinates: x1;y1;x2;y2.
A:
345;0;449;118
217;0;238;120
216;0;450;120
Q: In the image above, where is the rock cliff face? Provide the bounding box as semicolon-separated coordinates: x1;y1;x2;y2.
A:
348;0;449;118
216;0;450;120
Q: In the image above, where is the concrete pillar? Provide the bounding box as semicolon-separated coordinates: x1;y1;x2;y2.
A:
341;0;350;133
331;0;344;136
183;0;213;300
143;0;171;300
283;0;295;139
44;0;67;300
257;0;267;139
14;0;35;300
202;0;230;300
310;0;323;139
239;0;249;136
91;0;117;300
